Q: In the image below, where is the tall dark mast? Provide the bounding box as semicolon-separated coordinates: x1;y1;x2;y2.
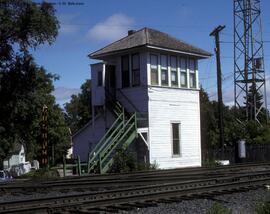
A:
234;0;267;124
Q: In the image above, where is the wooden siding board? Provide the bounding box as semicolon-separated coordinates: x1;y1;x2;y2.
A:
148;87;201;169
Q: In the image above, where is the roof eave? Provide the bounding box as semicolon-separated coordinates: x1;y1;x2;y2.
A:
146;45;212;59
89;45;147;60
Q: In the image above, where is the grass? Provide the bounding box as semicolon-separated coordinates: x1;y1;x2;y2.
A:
19;168;60;180
207;203;232;214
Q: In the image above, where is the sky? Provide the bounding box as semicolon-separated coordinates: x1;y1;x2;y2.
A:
31;0;270;108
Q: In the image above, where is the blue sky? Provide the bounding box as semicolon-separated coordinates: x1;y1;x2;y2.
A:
32;0;270;107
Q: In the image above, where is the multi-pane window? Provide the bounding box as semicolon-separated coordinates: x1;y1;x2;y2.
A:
121;55;130;88
150;54;158;85
161;55;168;86
180;58;187;87
97;71;103;86
132;54;140;86
172;123;181;156
170;56;178;87
189;59;196;88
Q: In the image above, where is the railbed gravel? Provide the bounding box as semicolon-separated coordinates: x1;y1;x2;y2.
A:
125;187;270;214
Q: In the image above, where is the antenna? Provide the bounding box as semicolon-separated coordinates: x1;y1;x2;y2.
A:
234;0;268;124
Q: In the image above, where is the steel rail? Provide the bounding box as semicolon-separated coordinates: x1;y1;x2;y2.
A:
1;164;269;194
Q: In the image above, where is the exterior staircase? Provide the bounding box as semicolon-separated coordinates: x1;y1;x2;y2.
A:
87;94;138;174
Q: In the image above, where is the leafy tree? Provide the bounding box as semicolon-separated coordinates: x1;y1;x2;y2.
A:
64;79;92;133
0;0;59;66
0;0;68;166
0;55;70;164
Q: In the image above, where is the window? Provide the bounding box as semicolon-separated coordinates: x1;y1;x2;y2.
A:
150;54;158;85
97;71;103;86
172;123;181;156
121;55;130;88
180;58;187;87
189;59;196;88
161;55;168;86
132;54;140;86
170;56;178;87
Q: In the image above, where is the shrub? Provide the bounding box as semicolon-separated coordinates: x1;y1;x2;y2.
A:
256;201;270;214
207;203;232;214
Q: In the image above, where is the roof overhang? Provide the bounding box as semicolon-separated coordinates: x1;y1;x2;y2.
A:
146;45;212;59
89;45;212;60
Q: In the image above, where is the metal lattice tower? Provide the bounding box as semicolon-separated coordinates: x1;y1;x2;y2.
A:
234;0;267;124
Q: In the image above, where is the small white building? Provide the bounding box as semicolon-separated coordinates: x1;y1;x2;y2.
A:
3;143;25;170
73;28;211;171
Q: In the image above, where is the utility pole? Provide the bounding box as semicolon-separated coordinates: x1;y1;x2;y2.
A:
210;25;225;149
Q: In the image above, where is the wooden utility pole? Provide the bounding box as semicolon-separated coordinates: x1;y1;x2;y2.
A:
210;25;225;149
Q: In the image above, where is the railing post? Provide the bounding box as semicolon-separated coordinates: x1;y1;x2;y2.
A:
99;153;102;174
134;112;138;137
77;155;81;176
87;152;91;174
63;155;66;177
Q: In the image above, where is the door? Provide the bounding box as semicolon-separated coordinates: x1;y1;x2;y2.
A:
105;65;116;99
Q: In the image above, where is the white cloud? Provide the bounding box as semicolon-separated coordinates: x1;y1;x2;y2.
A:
52;87;80;103
87;13;134;42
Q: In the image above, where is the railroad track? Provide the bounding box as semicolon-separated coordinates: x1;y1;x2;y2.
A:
0;163;270;213
0;170;270;213
1;162;270;194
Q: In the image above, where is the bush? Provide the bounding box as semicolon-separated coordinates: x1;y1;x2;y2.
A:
109;148;137;173
203;159;221;168
109;149;158;173
20;168;60;180
207;203;232;214
256;201;270;214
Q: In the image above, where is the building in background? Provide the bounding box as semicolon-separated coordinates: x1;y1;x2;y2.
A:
3;143;25;170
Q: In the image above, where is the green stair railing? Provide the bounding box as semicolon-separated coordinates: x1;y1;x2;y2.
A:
87;111;138;174
87;111;124;173
99;113;137;174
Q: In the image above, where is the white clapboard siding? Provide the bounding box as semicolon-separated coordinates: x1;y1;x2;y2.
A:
148;87;201;169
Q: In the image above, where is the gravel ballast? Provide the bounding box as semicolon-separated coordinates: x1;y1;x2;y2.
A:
125;188;270;214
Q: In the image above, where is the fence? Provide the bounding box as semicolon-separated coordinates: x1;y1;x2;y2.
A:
203;144;270;164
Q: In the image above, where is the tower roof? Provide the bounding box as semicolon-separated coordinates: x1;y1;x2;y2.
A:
89;27;211;59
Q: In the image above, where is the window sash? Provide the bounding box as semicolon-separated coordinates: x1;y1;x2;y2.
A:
180;58;187;71
172;123;180;156
121;55;130;88
170;56;177;71
151;69;158;85
180;72;187;87
150;54;158;85
161;69;168;86
132;54;140;86
161;55;168;69
190;72;196;88
171;70;178;87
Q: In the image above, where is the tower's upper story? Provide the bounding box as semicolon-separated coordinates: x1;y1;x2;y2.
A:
88;28;211;111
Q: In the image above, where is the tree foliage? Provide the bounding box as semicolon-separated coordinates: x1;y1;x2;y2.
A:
200;87;270;150
64;79;92;133
0;0;59;66
0;0;68;166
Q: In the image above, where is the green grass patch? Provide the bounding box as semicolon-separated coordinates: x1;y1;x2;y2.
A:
207;203;232;214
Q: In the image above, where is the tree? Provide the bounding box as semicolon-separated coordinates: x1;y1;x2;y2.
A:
0;0;59;67
0;55;70;163
0;0;69;166
64;79;92;133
